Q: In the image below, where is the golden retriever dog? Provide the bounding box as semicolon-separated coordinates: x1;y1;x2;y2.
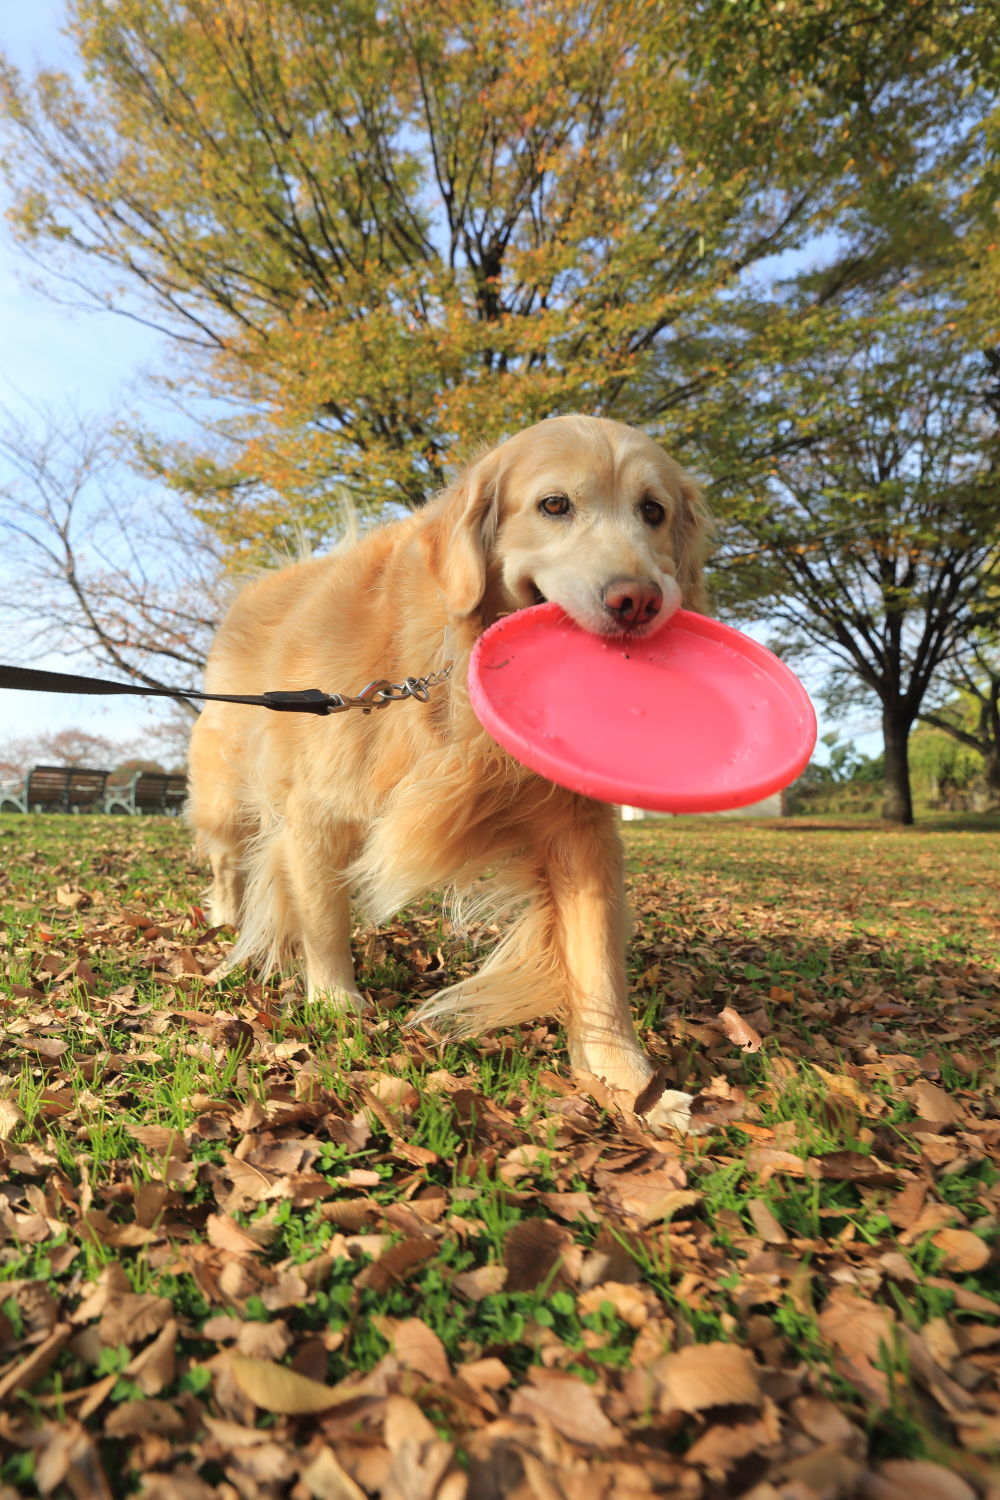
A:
187;415;710;1133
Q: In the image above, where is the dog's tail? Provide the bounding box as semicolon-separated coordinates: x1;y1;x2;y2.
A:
409;852;564;1036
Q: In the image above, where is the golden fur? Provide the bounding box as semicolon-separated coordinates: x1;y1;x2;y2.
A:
187;415;711;1132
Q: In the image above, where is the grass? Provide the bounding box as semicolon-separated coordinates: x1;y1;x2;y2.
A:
0;811;997;1496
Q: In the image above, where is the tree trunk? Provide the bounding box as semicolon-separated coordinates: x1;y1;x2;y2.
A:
985;746;1000;811
882;709;914;825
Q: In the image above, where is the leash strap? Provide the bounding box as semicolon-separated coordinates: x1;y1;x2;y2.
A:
0;663;452;716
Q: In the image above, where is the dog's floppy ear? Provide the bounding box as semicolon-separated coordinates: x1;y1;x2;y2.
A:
422;451;500;617
673;472;713;613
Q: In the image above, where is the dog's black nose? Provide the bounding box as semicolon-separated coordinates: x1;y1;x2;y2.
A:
601;577;663;626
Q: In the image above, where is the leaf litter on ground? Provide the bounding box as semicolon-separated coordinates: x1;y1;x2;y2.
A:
0;813;997;1498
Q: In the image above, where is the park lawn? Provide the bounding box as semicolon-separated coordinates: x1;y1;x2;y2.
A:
0;812;997;1499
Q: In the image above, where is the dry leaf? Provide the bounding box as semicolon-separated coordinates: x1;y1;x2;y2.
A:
300;1447;368;1500
747;1198;789;1244
103;1399;185;1436
354;1236;438;1293
367;1074;419;1111
380;1394;461;1500
577;1281;651;1329
537;1191;601;1223
236;1320;293;1362
686;1415;780;1468
816;1151;897;1186
784;1446;862;1496
860;1459;978;1500
125;1319;177;1396
904;1081;966;1126
607;1182;701;1227
452;1264;507;1301
55;885;87;908
322;1199;378;1231
0;1322;72;1403
0;1099;26;1139
931;1227;991;1273
34;1420;113;1500
509;1368;623;1448
206;1212;264;1256
818;1287;895;1406
98;1291;173;1348
719;1006;763;1053
390;1317;451;1383
226;1355;347;1414
126;1124;187;1156
687;1089;747;1133
652;1341;761;1413
457;1357;511;1393
503;1219;572;1292
812;1064;883;1115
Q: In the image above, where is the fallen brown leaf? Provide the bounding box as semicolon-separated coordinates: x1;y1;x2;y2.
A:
226;1354;347;1414
354;1236;438;1293
931;1227;991;1273
34;1420;112;1500
503;1218;572;1292
509;1367;623;1448
818;1287;895;1406
125;1319;177;1396
388;1317;451;1383
747;1197;789;1244
299;1446;368;1500
904;1080;966;1126
719;1005;763;1053
859;1458;978;1500
651;1341;762;1414
452;1264;508;1301
103;1398;185;1437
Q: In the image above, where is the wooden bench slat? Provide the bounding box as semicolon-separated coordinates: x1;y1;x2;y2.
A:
0;764;111;813
105;770;187;816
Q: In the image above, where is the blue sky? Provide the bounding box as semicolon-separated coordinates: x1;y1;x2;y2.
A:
1;3;173;748
0;6;881;769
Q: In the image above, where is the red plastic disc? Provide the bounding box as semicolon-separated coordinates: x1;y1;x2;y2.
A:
468;604;817;813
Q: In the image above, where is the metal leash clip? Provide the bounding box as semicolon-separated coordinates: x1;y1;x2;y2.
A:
346;679;397;712
335;666;452;713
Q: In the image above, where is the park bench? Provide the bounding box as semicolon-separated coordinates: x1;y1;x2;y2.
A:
0;764;111;814
104;770;187;817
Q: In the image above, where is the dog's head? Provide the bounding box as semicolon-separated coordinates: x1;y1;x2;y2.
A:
423;415;710;636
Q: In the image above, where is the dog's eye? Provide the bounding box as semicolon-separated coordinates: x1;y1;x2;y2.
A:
639;497;666;527
538;494;572;517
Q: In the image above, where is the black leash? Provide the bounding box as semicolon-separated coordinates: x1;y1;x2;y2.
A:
0;662;452;716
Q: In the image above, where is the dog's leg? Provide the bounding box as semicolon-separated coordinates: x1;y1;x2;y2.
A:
545;804;692;1135
207;845;246;929
283;810;369;1015
188;716;254;930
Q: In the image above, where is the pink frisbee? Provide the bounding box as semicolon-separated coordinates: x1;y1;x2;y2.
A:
468;604;817;813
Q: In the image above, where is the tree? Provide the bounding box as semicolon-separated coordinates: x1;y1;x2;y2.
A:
0;0;985;558
785;735;884;818
918;638;1000;808
0;403;223;700
0;727;141;777
711;307;1000;825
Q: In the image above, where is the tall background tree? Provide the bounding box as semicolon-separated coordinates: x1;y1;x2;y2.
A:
0;404;223;699
708;306;1000;824
918;634;1000;808
1;0;985;553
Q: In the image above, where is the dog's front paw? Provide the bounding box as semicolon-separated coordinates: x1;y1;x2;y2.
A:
630;1066;693;1135
307;984;373;1018
573;1063;693;1136
638;1087;693;1136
